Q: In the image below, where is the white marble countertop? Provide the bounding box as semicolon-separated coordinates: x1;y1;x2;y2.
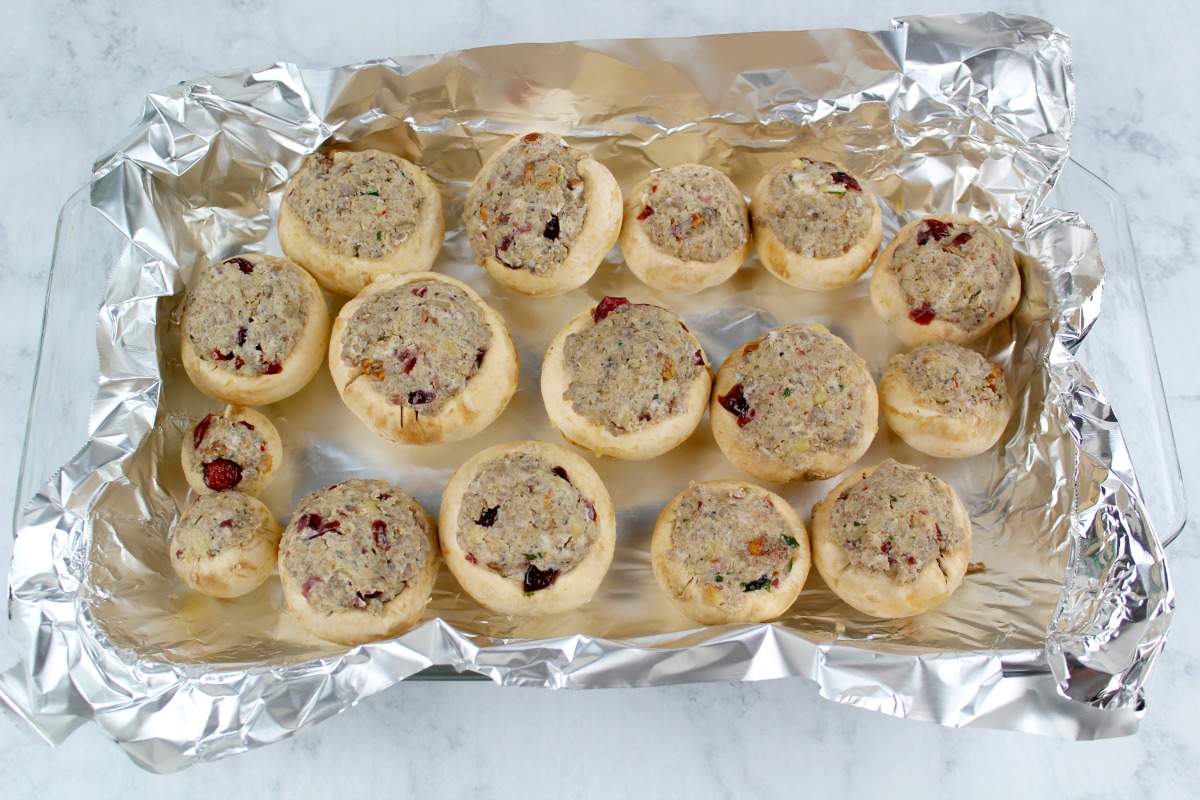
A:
2;1;1197;795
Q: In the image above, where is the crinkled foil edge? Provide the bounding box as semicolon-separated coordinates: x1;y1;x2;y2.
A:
2;13;1174;772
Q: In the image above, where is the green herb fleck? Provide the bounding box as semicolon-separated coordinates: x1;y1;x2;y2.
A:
364;190;380;196
376;230;383;241
838;383;845;392
853;521;862;527
786;558;794;574
782;534;800;548
890;495;898;503
783;387;792;398
715;575;724;583
523;553;541;562
523;591;534;598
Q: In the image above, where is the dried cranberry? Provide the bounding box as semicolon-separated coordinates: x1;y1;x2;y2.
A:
908;302;937;325
831;171;861;192
523;564;561;593
474;347;487;368
229;257;254;274
298;513;341;539
693;349;705;366
718;384;756;428
916;218;952;245
236;326;248;347
297;513;323;531
372;520;390;551
475;505;499;527
234;355;245;370
522;132;542;143
499;233;514;252
203;459;242;491
264;360;283;375
951;231;973;248
377;493;391;501
238;420;255;431
636;205;654;221
313;521;341;538
465;552;478;565
397;349;418;374
881;541;893;554
302;576;322;598
193;413;215;449
543;213;560;240
552;466;571;483
935;524;944;542
219;518;234;528
583;500;596;521
592;296;630;323
411;286;427;298
210;349;233;361
906;557;916;565
743;575;770;592
408;390;435;405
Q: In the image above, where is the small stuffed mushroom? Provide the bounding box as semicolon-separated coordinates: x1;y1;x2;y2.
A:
811;460;973;618
652;480;810;625
181;406;283;496
328;272;519;445
541;296;712;460
750;157;882;290
464;132;622;296
278;149;445;297
879;343;1012;458
181;253;330;406
619;164;750;294
439;440;616;616
870;214;1020;346
711;323;878;483
278;479;439;646
170;491;281;599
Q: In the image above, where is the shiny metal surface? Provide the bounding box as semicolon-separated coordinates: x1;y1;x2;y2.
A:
1;13;1173;772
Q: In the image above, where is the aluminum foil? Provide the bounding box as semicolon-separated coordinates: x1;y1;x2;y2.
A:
2;12;1174;771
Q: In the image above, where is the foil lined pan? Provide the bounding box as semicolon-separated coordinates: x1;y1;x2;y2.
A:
1;12;1174;771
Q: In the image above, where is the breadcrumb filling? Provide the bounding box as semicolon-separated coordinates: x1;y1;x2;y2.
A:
466;133;588;274
286;150;424;260
456;453;597;591
282;480;432;615
830;461;963;583
668;483;802;611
